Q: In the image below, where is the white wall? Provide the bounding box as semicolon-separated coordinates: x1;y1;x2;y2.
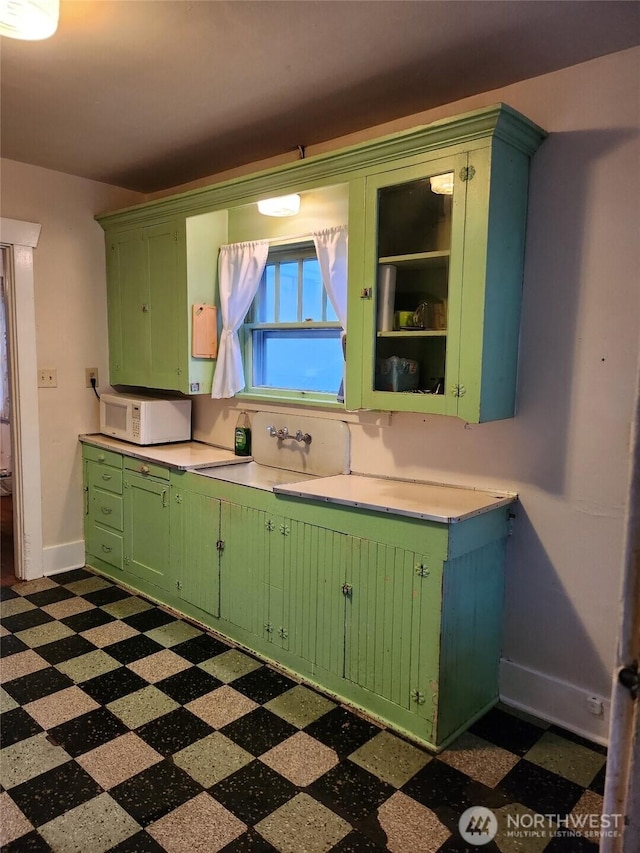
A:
0;160;143;571
1;47;637;741
191;47;640;741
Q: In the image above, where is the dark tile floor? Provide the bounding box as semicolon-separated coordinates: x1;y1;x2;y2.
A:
1;569;608;852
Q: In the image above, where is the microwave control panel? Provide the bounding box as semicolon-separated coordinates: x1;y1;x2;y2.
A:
131;405;141;441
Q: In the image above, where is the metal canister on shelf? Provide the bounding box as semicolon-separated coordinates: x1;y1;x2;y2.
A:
376;264;396;331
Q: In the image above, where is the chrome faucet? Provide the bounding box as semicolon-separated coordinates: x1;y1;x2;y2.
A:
267;425;312;445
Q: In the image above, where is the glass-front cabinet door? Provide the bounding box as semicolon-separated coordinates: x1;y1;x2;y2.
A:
356;154;468;415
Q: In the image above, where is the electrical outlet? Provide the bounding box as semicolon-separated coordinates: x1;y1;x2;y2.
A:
586;695;604;716
38;369;57;388
85;368;99;388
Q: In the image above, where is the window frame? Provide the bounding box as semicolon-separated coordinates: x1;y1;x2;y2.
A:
238;241;344;407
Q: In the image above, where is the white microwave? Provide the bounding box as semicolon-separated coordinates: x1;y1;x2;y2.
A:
99;392;192;445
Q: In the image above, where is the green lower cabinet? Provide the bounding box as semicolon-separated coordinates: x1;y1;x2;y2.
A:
170;487;222;616
83;447;509;751
123;472;171;590
345;542;442;738
83;451;125;576
281;520;348;677
219;502;270;641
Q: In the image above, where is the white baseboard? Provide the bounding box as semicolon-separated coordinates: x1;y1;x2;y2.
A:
43;540;85;576
500;658;610;747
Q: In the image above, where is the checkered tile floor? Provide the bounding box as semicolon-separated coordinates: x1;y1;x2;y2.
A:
1;569;607;852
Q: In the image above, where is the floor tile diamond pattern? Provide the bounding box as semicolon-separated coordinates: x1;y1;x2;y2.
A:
0;570;607;852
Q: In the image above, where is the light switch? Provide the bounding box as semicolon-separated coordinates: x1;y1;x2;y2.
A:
38;368;57;388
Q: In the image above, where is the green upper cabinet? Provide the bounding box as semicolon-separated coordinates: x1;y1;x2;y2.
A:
345;119;544;421
104;211;228;394
98;104;545;415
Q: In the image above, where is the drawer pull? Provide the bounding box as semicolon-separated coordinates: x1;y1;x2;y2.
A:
98;454;105;462
101;544;113;553
139;465;150;475
101;506;113;515
101;473;112;481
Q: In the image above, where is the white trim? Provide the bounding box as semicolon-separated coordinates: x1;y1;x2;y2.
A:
1;217;44;580
500;658;610;746
602;352;640;853
0;218;41;249
43;540;85;576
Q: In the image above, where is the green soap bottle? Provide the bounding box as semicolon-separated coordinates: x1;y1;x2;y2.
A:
234;411;251;456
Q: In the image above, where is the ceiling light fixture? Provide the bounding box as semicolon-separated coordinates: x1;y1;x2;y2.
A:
257;194;301;217
429;174;454;195
0;0;59;40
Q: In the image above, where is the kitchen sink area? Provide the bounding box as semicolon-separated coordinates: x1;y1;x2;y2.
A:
191;411;350;492
194;460;321;491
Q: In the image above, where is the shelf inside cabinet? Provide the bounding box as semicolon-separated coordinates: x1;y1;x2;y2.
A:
379;250;450;269
377;330;447;338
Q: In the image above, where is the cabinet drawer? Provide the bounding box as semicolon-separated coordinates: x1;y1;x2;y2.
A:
90;489;123;532
123;457;170;481
84;445;123;469
87;461;123;495
87;526;123;570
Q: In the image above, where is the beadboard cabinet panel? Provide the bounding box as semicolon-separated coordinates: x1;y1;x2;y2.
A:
82;447;512;751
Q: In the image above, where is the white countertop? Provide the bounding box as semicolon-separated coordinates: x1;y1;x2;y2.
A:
80;434;516;523
79;434;250;471
274;474;516;523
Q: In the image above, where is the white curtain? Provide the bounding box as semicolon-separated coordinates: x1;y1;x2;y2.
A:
211;240;269;398
313;225;348;400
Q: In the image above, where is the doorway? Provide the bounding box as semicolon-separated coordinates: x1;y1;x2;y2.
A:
0;246;16;584
0;217;44;582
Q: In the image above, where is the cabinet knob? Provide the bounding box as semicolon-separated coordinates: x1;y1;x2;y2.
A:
411;689;426;705
98;454;105;462
141;304;149;312
140;465;150;474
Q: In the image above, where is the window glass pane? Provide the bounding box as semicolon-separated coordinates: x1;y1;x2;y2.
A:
325;296;338;323
257;266;276;323
278;261;299;322
301;258;323;321
253;329;343;393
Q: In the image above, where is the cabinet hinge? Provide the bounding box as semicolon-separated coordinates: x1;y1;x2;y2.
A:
451;384;466;398
360;288;372;299
278;626;288;639
174;231;179;241
460;165;476;182
175;580;183;591
265;520;275;531
264;622;273;634
174;493;183;504
342;582;353;597
216;539;225;552
280;524;290;536
415;563;430;578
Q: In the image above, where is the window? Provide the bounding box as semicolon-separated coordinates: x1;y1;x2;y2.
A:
243;243;344;398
